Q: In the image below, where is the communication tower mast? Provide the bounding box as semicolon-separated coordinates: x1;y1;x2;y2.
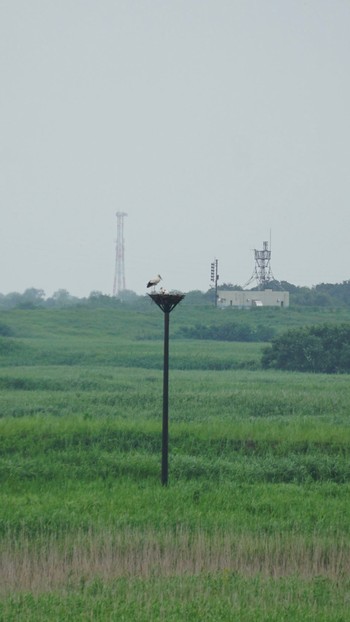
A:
244;240;275;290
210;258;219;307
113;212;127;296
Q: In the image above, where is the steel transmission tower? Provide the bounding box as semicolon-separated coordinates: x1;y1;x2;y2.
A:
113;212;127;296
244;240;275;290
210;259;219;307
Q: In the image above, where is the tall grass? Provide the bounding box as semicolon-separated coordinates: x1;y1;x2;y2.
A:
2;574;349;621
1;366;350;422
1;528;349;595
0;306;349;618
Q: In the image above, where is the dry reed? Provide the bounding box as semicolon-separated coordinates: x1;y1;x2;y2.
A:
0;527;348;595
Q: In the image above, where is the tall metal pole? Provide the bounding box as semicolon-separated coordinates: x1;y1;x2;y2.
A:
210;259;219;307
113;212;127;296
148;292;185;486
162;311;170;485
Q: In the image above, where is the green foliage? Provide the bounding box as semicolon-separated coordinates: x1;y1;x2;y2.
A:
0;338;20;355
276;280;350;308
0;323;13;336
1;574;349;621
3;278;350;311
262;323;350;373
177;321;275;342
0;306;349;617
314;280;350;306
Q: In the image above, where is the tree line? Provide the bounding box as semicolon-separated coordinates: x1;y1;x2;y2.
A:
262;324;350;373
218;280;350;307
1;280;350;309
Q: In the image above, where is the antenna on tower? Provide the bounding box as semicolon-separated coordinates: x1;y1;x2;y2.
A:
113;212;127;296
244;239;275;290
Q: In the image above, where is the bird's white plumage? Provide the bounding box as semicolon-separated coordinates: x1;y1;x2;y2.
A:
147;274;162;288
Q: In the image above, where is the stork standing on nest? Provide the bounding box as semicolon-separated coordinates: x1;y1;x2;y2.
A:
147;274;162;291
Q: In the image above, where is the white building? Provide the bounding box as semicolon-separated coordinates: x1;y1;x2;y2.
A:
218;289;289;308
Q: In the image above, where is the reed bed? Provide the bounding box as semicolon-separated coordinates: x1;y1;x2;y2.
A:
0;528;349;595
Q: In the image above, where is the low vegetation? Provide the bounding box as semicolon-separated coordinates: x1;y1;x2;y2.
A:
176;321;275;342
262;323;350;373
0;305;349;619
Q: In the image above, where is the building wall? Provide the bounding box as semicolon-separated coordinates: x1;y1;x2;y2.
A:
218;289;289;308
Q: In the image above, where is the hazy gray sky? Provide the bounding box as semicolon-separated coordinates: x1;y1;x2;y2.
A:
1;1;349;297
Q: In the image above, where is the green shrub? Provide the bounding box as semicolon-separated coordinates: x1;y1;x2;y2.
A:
262;323;350;373
0;323;13;337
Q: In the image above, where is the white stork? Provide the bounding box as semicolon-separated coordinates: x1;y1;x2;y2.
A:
147;274;162;289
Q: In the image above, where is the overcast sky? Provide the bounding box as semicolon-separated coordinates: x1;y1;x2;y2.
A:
1;1;349;297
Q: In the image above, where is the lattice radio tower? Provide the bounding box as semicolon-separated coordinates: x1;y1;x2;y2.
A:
244;240;275;290
113;212;127;296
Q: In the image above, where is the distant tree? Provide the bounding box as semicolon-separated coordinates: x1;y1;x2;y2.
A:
87;292;119;307
292;288;333;307
314;281;350;306
18;288;46;309
89;290;104;299
0;289;48;309
116;289;139;302
279;281;300;293
0;292;22;309
262;324;350;373
52;289;72;301
182;290;212;305
46;289;79;307
218;283;243;291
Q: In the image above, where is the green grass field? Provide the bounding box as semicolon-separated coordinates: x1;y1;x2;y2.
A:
0;305;349;620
